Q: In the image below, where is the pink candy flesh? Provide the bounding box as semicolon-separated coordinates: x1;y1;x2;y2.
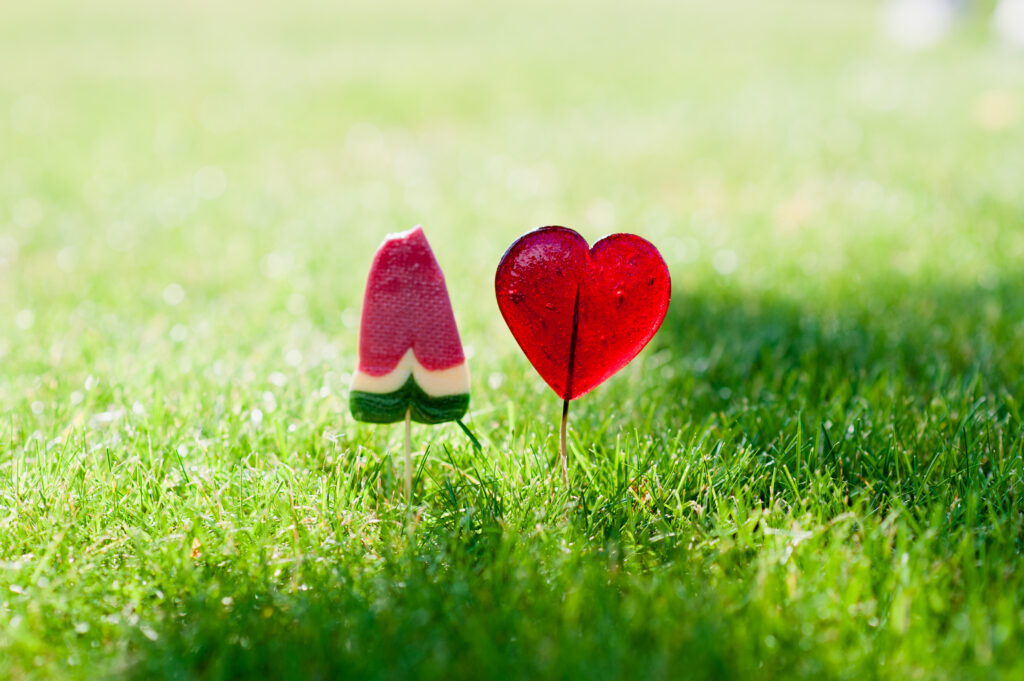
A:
357;226;466;376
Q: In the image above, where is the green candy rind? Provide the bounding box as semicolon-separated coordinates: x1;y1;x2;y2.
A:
350;376;469;425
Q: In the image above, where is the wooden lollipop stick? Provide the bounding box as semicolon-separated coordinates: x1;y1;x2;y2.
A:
404;408;412;500
560;398;569;487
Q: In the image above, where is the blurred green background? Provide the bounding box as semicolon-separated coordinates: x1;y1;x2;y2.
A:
1;0;1023;679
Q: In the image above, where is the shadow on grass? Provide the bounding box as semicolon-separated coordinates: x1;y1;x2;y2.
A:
654;274;1024;418
122;275;1024;681
122;555;767;681
563;273;1024;546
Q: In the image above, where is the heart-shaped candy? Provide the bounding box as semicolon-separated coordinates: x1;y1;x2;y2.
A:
495;226;671;400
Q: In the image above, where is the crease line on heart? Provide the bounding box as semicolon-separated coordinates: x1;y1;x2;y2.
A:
565;285;581;401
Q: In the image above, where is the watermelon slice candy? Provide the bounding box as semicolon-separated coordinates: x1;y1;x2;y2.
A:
349;226;470;425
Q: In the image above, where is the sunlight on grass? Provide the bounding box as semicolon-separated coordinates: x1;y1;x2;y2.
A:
1;0;1023;679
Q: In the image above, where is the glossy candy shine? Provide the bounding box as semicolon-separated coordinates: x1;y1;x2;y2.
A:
495;226;671;400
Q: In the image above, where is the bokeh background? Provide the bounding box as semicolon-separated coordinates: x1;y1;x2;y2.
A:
2;0;1024;679
3;0;1021;373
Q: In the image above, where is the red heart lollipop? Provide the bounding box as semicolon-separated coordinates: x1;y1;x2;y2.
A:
495;226;671;400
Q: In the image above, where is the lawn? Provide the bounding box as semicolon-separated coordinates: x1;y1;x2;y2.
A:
2;0;1024;678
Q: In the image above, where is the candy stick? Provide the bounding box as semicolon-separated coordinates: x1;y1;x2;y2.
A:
495;226;671;487
350;226;470;500
404;408;412;499
560;398;569;487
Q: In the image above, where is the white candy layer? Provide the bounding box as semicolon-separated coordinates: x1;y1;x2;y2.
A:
350;348;470;397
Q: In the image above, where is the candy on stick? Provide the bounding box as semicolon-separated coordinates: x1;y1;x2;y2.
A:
495;226;671;486
350;226;470;498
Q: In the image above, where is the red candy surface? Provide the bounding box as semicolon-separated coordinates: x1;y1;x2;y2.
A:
358;226;466;376
495;226;671;400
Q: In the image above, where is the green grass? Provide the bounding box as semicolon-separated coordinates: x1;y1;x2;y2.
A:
2;0;1024;678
